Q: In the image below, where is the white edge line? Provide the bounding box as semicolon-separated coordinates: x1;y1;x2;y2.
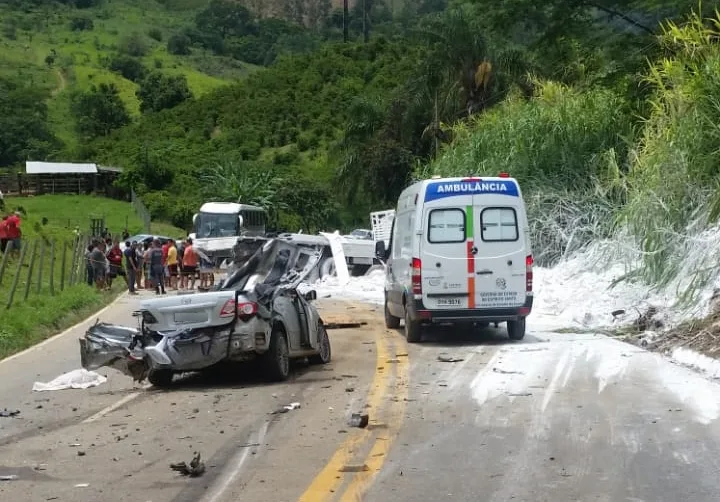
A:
202;421;271;502
0;291;129;366
82;388;147;424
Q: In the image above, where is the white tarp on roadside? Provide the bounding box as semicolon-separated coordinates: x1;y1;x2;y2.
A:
320;231;350;287
32;369;107;392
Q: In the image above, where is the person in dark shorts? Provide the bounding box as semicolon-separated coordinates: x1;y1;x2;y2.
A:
181;238;198;290
149;238;166;295
124;240;139;295
85;244;95;286
90;241;107;290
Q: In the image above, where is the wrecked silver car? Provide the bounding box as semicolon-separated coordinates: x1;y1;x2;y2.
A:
79;239;332;387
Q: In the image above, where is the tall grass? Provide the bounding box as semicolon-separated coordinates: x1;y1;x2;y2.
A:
420;83;633;266
619;10;720;289
421;9;720;311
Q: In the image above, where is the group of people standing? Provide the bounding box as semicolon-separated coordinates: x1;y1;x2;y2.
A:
86;236;215;295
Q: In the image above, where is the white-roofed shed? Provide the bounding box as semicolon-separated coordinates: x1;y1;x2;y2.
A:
25;161;98;174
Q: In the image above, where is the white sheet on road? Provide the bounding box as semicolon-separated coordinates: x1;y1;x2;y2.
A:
32;369;107;392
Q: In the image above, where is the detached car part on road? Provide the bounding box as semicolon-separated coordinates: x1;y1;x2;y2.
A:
79;239;332;387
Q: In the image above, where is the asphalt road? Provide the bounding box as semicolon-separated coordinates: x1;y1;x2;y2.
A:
2;292;720;502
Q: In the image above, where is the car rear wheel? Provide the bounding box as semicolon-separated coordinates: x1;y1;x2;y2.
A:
404;305;422;343
309;324;332;365
385;299;401;329
148;369;174;388
263;329;290;381
507;318;526;341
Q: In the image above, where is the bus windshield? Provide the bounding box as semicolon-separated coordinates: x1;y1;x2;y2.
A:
195;212;239;238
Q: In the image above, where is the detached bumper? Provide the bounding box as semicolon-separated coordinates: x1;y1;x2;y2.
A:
409;296;534;324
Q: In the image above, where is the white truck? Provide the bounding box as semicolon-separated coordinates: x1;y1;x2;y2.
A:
189;202;267;268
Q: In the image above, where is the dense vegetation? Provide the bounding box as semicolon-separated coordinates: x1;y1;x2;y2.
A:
2;0;719;295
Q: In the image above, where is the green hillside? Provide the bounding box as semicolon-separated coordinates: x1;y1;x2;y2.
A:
4;0;720;298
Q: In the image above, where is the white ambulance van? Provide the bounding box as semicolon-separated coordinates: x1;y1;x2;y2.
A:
381;174;533;342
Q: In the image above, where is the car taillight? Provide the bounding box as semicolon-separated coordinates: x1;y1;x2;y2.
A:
237;301;258;321
411;258;422;295
526;255;533;292
219;299;259;319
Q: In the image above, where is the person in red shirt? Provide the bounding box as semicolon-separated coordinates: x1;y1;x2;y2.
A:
5;212;21;255
0;215;8;253
105;239;127;289
161;240;170;280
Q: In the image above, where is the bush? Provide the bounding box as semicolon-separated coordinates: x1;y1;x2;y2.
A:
148;27;163;41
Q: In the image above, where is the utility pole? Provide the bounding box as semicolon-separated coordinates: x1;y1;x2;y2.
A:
362;0;370;43
343;0;348;42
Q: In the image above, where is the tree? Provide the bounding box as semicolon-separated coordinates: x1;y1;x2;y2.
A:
0;78;60;166
195;0;255;38
167;33;191;55
70;83;130;139
118;32;148;57
136;72;193;113
108;54;147;82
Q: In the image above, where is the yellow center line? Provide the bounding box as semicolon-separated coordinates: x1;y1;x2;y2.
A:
337;333;410;502
297;327;392;502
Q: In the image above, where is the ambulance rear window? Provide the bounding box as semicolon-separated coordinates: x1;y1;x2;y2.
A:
481;207;518;242
428;208;466;243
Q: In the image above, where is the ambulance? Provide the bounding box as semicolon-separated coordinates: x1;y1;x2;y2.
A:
381;174;533;342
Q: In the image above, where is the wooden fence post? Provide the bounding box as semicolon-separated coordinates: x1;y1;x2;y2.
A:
6;242;28;309
69;237;80;286
24;240;39;301
36;240;46;295
0;245;9;286
60;240;68;291
49;241;56;296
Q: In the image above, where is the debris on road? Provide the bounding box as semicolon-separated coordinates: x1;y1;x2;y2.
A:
0;475;18;481
324;321;368;330
271;402;301;414
32;369;107;392
492;368;523;375
339;464;369;472
348;413;369;428
345;386;355;392
0;408;20;417
437;355;464;363
170;452;206;477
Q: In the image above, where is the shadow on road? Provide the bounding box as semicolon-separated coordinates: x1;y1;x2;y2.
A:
152;359;337;392
391;322;546;349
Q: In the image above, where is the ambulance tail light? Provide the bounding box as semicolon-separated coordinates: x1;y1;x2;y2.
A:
411;258;422;295
526;255;533;292
498;172;510;178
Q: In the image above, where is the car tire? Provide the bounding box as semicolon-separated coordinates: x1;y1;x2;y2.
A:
263;329;290;382
385;299;401;329
309;324;332;365
404;304;422;343
507;318;526;341
148;369;174;388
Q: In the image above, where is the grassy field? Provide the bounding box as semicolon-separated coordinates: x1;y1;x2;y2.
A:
0;0;256;148
0;194;184;360
3;194;184;240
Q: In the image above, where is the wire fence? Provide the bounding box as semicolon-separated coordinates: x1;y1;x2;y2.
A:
131;188;151;234
0;235;91;309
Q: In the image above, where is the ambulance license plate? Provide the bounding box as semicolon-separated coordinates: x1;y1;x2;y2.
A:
437;298;461;306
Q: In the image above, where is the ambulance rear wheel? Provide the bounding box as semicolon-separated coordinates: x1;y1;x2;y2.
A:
507;318;526;341
404;305;422;343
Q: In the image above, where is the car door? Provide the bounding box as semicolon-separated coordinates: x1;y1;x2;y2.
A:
472;200;527;310
420;199;473;310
